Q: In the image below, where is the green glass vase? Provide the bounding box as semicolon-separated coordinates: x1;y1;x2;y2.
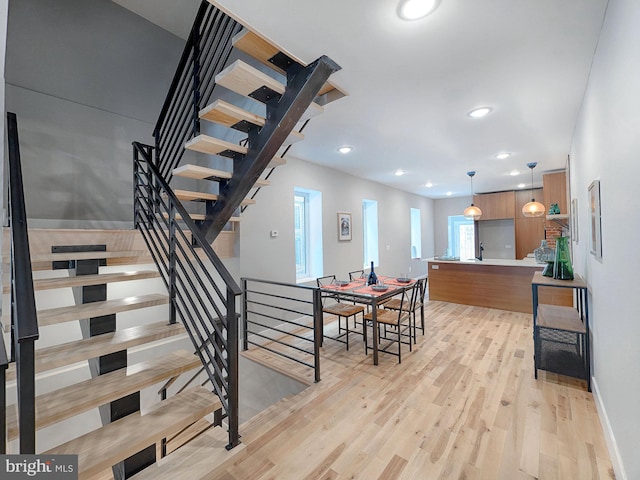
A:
553;235;574;280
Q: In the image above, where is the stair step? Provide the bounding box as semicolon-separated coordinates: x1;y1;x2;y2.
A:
161;213;241;223
173;164;232;181
232;28;338;97
253;179;270;188
5;321;185;382
173;189;254;207
45;386;220;480
7;350;200;441
30;250;146;264
130;426;246;480
37;293;169;328
268;156;286;168
215;59;285;101
175;189;218;203
2;270;161;295
215;60;324;122
200;99;265;130
184;134;247;158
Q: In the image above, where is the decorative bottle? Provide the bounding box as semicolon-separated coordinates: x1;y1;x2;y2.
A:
367;261;378;286
553;235;574;280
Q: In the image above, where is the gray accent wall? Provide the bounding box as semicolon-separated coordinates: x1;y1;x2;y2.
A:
4;0;184;227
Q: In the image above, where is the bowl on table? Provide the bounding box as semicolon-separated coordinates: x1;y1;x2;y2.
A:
371;284;389;292
333;280;350;287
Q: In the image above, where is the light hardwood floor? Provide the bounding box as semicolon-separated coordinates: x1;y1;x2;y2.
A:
210;300;614;480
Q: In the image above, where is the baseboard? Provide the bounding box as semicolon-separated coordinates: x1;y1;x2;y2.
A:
592;376;628;480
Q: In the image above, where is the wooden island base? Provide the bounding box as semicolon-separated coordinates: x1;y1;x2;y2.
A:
427;259;572;313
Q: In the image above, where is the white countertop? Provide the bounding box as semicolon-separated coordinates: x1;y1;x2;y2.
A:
426;257;542;268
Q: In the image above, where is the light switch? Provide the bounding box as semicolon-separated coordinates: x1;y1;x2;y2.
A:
431;265;440;270
270;230;278;238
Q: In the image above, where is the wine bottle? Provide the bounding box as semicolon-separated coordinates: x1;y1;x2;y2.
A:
367;261;378;286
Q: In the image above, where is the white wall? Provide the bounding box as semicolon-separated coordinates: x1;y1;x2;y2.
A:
239;156;435;283
569;0;640;478
433;196;471;256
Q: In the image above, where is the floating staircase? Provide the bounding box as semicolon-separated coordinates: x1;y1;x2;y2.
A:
2;231;243;478
163;15;342;243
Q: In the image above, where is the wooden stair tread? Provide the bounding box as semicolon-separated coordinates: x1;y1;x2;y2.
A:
175;189;218;202
173;189;255;207
173;164;232;181
184;134;247;156
37;293;169;328
253;179;270;188
215;59;285;99
131;426;246;480
5;321;185;382
268;156;286;168
161;213;240;223
232;29;338;98
41;270;159;291
200;99;265;129
7;350;200;441
30;250;146;263
45;386;220;479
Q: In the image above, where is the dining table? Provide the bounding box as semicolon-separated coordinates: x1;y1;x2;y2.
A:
320;275;418;365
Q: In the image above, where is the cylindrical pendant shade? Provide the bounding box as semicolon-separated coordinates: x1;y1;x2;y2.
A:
522;200;546;217
464;204;482;220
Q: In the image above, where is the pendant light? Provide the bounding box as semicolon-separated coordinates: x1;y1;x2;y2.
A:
463;171;482;220
522;162;546;217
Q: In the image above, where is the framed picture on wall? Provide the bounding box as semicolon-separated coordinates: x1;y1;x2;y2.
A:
588;180;602;259
338;212;352;241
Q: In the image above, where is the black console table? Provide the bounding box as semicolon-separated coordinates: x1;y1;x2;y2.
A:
531;271;590;391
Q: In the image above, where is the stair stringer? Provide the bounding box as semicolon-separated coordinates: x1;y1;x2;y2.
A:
201;55;341;243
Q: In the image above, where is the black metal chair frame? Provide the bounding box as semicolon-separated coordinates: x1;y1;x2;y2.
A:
382;277;427;342
316;275;365;351
364;281;420;363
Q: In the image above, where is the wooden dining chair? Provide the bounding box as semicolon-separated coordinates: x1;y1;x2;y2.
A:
363;281;420;363
382;277;427;341
316;275;365;350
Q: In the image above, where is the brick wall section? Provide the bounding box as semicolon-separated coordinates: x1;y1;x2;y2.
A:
544;223;564;249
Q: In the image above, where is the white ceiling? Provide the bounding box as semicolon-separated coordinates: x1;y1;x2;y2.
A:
113;0;608;198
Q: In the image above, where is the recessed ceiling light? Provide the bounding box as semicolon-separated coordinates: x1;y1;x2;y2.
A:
337;146;353;154
518;183;526;189
495;152;511;159
394;169;405;176
468;107;492;118
425;182;433;188
397;0;440;20
446;191;453;196
510;170;520;176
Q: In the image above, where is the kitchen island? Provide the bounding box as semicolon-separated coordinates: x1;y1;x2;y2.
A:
427;258;572;313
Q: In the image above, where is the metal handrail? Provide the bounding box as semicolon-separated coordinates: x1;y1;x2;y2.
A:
152;0;241;178
6;112;39;453
133;142;240;448
241;277;323;383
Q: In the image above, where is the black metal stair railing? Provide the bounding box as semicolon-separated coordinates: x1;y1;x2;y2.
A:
153;0;242;180
6;112;40;454
133;142;242;449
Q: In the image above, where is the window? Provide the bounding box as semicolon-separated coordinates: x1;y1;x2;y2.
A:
410;208;422;259
294;187;323;281
447;215;475;260
362;199;379;267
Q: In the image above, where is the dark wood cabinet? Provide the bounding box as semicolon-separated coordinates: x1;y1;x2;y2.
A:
473;191;515;220
543;171;568;214
515;188;544;258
